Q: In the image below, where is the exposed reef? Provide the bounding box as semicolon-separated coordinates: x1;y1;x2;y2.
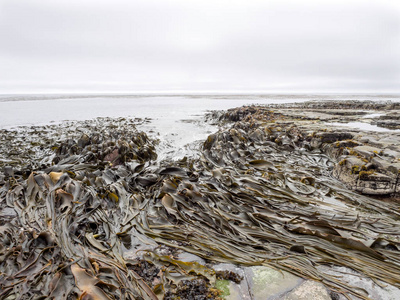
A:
1;101;400;300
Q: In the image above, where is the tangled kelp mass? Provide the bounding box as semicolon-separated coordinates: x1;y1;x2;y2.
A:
1;107;400;300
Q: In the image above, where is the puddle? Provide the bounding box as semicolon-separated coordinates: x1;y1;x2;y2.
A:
362;113;384;119
325;122;399;132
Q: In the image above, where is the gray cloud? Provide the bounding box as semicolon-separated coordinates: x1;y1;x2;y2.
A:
0;0;399;93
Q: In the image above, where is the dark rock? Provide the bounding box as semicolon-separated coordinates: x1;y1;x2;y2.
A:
315;132;353;143
376;120;400;129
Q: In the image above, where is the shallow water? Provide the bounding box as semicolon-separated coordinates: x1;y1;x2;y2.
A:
362;113;384;119
326;121;400;132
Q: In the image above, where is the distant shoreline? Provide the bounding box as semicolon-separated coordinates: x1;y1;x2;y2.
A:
0;92;400;103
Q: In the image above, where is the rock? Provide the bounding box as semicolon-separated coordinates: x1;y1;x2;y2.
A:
388;163;400;174
358;135;389;148
336;139;362;148
371;157;393;170
353;146;381;159
359;136;373;143
376;120;400;130
281;280;331;300
315;132;353;143
333;157;396;195
380;137;400;148
317;265;400;300
356;172;395;195
342;156;365;169
245;266;303;300
382;149;400;159
311;132;354;149
212;265;305;300
213;264;250;300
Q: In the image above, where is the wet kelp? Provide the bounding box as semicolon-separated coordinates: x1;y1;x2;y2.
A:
1;110;400;299
0;117;226;300
0;118;162;299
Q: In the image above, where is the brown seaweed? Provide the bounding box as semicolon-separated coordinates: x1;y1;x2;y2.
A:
1;111;400;300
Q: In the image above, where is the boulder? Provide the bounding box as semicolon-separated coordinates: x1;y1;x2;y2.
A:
281;280;331;300
245;266;303;300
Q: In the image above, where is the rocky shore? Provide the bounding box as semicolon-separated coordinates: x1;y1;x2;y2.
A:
1;100;400;300
255;100;400;197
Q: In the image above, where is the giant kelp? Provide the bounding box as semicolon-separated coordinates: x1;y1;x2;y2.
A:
1;110;400;299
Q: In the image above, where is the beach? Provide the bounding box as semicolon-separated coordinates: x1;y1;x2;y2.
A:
1;94;400;300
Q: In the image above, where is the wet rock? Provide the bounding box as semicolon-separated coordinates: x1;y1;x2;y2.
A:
336;139;362;148
356;172;395;195
388;163;400;174
280;280;331;300
220;106;279;123
371;157;393;171
353;145;381;159
315;132;353;143
376;120;400;130
333;156;396;195
380;136;400;147
318;265;400;300
359;136;387;148
213;264;250;300
342;156;366;169
268;100;400;111
382;149;400;159
245;266;303;300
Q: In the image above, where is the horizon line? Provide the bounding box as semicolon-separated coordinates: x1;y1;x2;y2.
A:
1;90;400;96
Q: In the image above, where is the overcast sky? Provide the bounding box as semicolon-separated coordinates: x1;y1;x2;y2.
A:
0;0;399;93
